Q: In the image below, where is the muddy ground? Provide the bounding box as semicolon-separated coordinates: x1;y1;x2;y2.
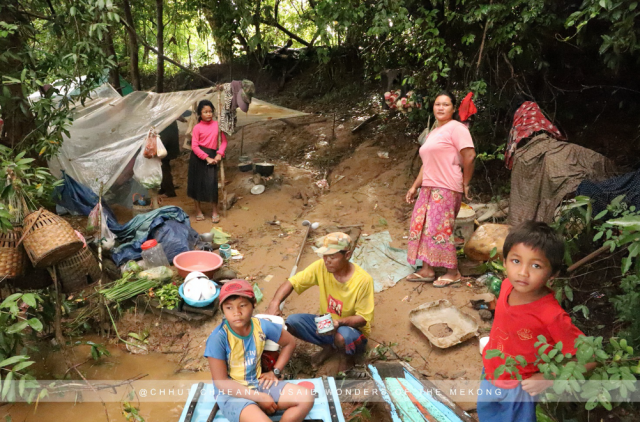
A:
6;105;493;422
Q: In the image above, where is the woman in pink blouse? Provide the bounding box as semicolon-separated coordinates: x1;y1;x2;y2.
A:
405;91;476;287
188;100;228;223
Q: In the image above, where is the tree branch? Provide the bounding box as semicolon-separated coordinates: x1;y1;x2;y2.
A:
120;19;216;86
265;0;312;47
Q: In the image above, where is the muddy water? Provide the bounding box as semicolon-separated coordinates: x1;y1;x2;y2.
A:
6;341;211;422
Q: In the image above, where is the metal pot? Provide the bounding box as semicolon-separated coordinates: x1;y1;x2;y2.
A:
238;162;253;172
255;162;274;177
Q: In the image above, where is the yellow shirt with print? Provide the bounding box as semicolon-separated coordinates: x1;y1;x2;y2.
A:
289;259;374;337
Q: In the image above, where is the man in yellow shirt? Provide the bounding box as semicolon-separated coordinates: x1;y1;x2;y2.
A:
266;232;374;371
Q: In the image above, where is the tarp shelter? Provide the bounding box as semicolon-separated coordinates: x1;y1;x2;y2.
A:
48;85;307;195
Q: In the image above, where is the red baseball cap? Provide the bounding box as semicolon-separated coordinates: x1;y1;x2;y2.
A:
219;279;255;306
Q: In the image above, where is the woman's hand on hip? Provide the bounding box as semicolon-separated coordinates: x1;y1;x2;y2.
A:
406;187;417;204
464;184;472;201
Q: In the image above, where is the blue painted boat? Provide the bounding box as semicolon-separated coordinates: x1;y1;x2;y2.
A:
178;378;345;422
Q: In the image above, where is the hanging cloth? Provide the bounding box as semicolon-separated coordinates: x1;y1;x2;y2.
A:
218;81;245;136
458;92;477;122
505;101;565;170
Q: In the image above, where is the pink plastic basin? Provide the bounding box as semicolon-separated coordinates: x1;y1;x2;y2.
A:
173;251;224;278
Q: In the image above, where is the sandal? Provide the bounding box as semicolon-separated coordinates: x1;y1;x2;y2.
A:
406;272;436;282
433;276;461;288
211;215;221;224
195;214;205;221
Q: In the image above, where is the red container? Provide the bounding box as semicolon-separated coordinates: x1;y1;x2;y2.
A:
173;250;224;278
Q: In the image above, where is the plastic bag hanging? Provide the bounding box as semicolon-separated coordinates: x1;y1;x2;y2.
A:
87;202;117;250
156;134;167;159
133;153;162;189
143;128;158;158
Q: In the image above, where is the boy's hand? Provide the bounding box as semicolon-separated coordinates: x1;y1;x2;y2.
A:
521;373;553;396
259;371;279;389
257;392;277;414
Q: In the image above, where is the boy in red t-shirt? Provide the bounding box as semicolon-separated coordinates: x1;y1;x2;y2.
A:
478;221;586;422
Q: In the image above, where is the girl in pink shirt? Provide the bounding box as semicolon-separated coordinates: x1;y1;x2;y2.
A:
405;90;476;287
187;100;228;223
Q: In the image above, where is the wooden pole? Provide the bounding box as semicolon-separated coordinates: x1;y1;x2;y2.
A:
47;266;65;348
217;93;227;217
97;183;106;336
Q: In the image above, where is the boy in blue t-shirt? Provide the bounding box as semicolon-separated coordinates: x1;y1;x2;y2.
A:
205;279;314;422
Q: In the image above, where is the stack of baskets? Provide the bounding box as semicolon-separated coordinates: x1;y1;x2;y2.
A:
57;247;102;293
18;208;101;293
22;209;83;268
0;228;27;280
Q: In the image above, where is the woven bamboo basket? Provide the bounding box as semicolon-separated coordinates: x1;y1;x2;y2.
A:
22;209;83;268
132;203;153;217
57;247;102;293
0;228;27;279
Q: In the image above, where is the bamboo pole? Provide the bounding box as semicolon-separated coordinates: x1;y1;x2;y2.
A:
217;93;227;218
97;183;106;337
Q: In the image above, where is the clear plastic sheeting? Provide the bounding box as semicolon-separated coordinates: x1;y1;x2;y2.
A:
350;231;415;293
49;86;307;194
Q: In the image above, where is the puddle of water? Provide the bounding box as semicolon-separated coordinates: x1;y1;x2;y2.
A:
7;339;210;422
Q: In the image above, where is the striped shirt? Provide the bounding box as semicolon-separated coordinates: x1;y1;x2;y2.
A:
205;317;282;388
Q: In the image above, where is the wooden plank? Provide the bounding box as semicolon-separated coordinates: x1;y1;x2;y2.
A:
384;377;426;422
368;365;403;422
401;369;473;422
397;377;460;422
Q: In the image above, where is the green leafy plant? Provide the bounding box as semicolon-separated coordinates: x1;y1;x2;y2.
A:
475;144;506;163
0;293;47;403
0;147;62;229
154;283;181;310
486;334;640;413
479;247;506;274
347;403;371;422
122;401;145;422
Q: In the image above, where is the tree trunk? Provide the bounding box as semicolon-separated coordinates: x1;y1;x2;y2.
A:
105;29;122;94
0;3;36;147
122;0;141;90
202;6;235;64
156;0;164;93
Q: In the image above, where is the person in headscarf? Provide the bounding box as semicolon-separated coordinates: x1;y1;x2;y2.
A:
505;100;565;170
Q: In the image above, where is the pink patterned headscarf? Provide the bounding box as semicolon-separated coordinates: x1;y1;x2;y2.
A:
505;102;565;169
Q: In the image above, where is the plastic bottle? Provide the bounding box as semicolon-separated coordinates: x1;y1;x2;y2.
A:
487;275;503;298
140;239;170;268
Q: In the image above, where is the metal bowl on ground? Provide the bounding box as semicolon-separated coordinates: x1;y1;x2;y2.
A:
199;232;213;242
255;162;274;177
173;251;224;278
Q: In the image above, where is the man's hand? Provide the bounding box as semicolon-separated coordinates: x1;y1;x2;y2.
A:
256;392;277;414
521;373;553;396
265;301;282;316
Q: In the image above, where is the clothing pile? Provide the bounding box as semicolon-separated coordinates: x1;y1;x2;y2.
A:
509;134;614;226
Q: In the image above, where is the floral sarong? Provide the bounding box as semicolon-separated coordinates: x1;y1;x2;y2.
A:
407;187;462;269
